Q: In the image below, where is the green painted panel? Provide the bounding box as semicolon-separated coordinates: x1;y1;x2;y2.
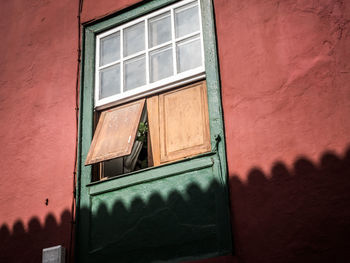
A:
76;27;95;263
85;159;228;262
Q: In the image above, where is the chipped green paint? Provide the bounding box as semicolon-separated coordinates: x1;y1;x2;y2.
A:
76;1;232;262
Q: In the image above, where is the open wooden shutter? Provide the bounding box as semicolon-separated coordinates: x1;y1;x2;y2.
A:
147;81;211;165
85;99;145;165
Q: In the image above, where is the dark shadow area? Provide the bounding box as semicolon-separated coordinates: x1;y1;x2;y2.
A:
76;147;350;263
0;209;73;263
228;147;350;263
3;147;349;263
77;176;232;263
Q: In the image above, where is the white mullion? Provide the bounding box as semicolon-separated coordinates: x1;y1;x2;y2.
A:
120;29;124;94
99;59;121;70
170;8;177;75
174;30;201;43
176;33;201;47
148;39;173;52
145;18;150;85
123;49;148;62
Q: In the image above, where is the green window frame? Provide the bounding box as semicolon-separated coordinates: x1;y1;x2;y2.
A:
76;0;232;262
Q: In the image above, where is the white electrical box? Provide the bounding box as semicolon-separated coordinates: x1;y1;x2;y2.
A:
42;245;65;263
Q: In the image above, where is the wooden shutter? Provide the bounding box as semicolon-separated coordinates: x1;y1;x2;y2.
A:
147;81;211;165
85;99;145;165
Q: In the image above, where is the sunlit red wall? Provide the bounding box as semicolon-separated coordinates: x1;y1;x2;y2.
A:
0;0;78;262
0;0;349;262
215;0;350;262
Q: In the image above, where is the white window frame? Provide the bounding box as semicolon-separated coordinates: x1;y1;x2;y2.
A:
94;0;205;110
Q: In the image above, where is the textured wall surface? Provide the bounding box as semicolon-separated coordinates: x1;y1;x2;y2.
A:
0;0;349;262
81;0;139;23
213;0;350;262
0;0;78;262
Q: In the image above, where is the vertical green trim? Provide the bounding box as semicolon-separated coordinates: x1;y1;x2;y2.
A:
201;0;227;181
77;27;95;263
201;0;232;251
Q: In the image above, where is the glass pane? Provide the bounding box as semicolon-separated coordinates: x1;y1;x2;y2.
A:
150;45;173;83
99;64;121;99
123;22;145;57
149;12;171;48
177;37;202;73
103;158;124;177
124;55;146;91
100;32;120;66
175;2;200;38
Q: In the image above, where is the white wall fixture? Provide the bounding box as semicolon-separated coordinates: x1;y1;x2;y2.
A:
42;245;65;263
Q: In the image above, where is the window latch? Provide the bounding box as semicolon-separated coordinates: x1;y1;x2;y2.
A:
213;134;221;152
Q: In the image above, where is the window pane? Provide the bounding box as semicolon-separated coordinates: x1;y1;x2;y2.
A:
100;64;121;99
100;32;120;66
175;2;200;38
103;158;124;177
150;46;173;83
123;22;145;57
124;55;146;91
177;37;202;73
149;12;171;48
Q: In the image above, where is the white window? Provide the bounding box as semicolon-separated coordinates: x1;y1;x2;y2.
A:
95;0;205;108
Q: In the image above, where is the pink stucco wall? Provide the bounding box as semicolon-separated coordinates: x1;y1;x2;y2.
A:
0;0;78;262
217;0;350;177
216;0;350;262
1;0;349;262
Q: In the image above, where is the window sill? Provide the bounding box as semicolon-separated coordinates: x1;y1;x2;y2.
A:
87;151;217;196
